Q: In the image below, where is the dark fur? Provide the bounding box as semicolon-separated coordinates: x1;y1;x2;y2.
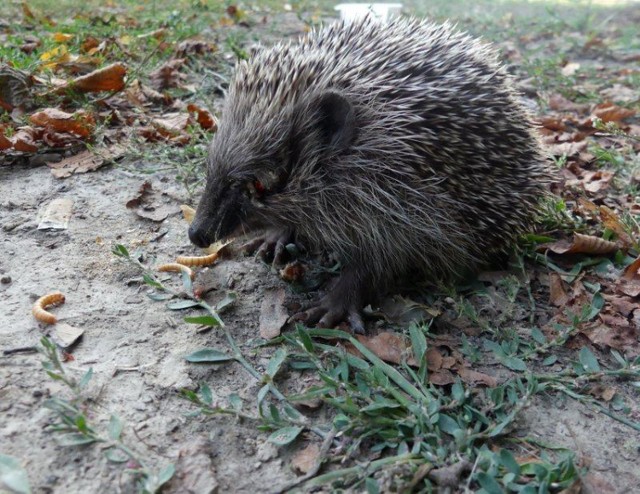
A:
189;17;550;328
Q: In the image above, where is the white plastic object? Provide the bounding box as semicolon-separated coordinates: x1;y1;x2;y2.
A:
334;3;403;22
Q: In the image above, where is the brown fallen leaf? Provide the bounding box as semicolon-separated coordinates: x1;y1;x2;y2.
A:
291;443;321;475
546;141;588;157
587;384;616;402
600;84;638;104
426;347;444;371
69;62;127;92
602;294;636;318
47;150;106;178
0;126;12;151
616;278;640;298
582;170;614;193
592;102;635;123
30;108;95;138
548;94;590;113
429;369;456;386
542;233;618;256
125;181;174;222
150;59;186;90
457;367;497;387
578;322;639;355
354;332;416;366
259;288;288;339
549;272;570;307
152;112;190;133
187;103;217;131
279;261;305;283
175;39;216;57
12;127;39;152
125;79;167;107
538;116;567;132
599;206;633;249
622;256;640;280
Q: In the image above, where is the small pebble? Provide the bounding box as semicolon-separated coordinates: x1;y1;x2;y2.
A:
1;275;11;284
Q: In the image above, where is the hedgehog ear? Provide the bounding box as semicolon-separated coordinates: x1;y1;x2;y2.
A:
314;91;355;152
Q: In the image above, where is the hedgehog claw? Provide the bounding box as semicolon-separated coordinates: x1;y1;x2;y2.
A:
242;229;293;266
293;295;366;334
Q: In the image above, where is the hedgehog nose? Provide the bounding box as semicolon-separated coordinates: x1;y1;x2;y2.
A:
188;224;211;248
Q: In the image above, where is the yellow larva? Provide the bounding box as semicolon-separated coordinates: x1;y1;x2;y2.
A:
176;252;219;267
157;263;195;280
33;291;65;325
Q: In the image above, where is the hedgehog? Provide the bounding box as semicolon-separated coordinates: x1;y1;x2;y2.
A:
188;16;550;333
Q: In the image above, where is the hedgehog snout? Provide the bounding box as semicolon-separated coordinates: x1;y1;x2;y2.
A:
188;222;214;248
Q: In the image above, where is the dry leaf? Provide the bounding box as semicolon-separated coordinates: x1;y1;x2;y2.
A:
152;112;190;133
592;102;635;123
259;288;288;339
549;272;570;307
0;129;11;150
12;127;39;152
187;103;217;131
543;233;617;256
582;170;614;193
425;347;443;371
546;141;588;157
70;62;127;92
457;367;498;387
539;116;567;132
602;295;636;318
47;150;106;178
587;384;616;402
561;62;580;77
291;443;320;475
617;278;640;297
579;322;639;355
429;369;456;386
30;108;95;138
622;256;640;280
40;45;71;70
150;59;185;90
600;84;638;104
599;206;633;249
51;323;84;348
548;94;590;113
52;32;74;43
354;332;416;366
175;39;215;57
279;261;305;283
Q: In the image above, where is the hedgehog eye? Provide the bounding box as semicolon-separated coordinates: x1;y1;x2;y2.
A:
247;179;266;200
254;180;266;194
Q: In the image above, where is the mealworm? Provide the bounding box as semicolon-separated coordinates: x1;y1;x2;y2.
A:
32;291;65;325
180;205;196;224
157;263;195;280
176;252;219;267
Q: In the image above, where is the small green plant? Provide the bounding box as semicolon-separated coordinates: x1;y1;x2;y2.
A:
39;337;175;493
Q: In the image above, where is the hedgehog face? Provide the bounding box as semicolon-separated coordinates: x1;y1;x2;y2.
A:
189;89;356;248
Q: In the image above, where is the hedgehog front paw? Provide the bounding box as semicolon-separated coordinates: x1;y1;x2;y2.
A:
293;297;365;334
241;228;294;266
293;268;367;333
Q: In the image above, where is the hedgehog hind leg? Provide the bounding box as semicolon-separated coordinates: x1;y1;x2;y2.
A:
293;266;367;334
241;228;296;266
